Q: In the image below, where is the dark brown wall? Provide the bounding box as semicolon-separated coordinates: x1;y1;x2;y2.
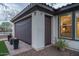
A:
45;15;51;46
15;16;32;45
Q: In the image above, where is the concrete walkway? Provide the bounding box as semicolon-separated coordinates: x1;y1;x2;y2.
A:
0;35;8;41
16;46;79;56
5;40;32;56
0;38;7;41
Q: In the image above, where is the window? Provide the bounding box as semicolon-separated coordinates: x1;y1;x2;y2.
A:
76;12;79;38
59;13;72;38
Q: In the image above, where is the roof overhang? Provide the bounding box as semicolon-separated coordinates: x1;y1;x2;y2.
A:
55;3;79;15
11;3;79;22
11;3;54;22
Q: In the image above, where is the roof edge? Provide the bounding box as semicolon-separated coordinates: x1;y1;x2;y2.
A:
11;3;54;22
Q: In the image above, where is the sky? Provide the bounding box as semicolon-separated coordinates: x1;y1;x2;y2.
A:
0;3;69;23
0;3;29;21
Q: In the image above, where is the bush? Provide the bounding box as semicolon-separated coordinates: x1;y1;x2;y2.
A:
55;39;68;50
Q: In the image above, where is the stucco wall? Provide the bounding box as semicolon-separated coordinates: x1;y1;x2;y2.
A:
65;40;79;51
51;15;58;45
32;10;45;50
51;15;79;51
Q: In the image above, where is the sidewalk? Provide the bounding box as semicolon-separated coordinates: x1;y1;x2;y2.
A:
5;40;32;56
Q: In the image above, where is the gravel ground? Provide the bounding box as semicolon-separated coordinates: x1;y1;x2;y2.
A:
16;46;79;56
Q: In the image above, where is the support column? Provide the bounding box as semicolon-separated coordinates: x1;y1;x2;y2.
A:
12;23;15;37
51;16;58;44
32;11;45;50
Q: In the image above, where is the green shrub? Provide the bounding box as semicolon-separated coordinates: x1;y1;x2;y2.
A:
55;39;68;49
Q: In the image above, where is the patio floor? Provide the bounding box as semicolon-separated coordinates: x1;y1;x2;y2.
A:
5;40;32;56
16;46;79;56
1;37;79;56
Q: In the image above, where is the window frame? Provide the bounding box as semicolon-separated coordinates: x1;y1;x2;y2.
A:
75;11;79;40
58;12;73;39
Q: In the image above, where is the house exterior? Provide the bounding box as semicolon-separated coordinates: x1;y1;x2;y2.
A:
11;3;79;51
